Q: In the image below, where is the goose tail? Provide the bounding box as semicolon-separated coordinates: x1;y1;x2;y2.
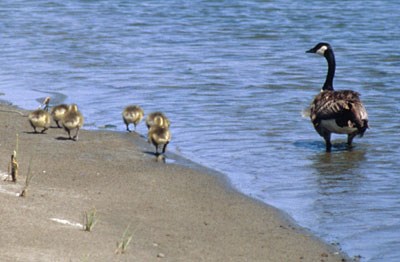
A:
357;119;369;138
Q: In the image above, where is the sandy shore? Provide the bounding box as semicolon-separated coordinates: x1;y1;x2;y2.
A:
0;103;348;261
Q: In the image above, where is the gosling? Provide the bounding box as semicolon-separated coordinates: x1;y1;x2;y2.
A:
62;104;84;141
28;97;51;133
122;105;144;132
146;112;170;129
148;125;171;156
51;104;69;128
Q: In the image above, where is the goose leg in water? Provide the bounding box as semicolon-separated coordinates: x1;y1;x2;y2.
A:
323;132;332;152
347;133;357;147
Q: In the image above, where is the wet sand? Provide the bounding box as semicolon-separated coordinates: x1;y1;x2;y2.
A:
0;104;348;261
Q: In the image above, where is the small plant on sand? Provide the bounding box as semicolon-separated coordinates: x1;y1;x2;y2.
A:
80;254;91;262
8;151;19;182
115;224;134;254
15;133;19;156
83;208;98;232
20;157;35;197
6;134;19;182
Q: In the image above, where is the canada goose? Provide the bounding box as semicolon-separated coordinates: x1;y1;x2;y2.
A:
28;97;51;133
51;104;69;128
148;125;171;156
62;104;84;141
122;105;144;132
306;42;369;151
146;112;170;129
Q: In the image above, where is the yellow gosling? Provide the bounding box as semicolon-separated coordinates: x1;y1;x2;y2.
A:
51;104;69;128
148;125;171;156
122;105;144;132
146;112;170;129
28;97;51;133
62;104;84;141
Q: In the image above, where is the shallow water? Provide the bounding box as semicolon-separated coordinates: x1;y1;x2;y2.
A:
1;1;400;261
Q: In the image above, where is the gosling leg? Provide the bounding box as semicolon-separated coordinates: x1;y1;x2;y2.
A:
65;128;72;139
73;128;80;141
162;142;169;154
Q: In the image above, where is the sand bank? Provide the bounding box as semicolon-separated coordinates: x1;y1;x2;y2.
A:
0;104;348;261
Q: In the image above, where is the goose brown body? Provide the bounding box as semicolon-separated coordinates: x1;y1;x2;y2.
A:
307;43;368;151
62;104;84;141
122;105;144;132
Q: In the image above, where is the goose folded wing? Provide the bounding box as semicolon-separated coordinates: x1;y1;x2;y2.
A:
314;99;352;120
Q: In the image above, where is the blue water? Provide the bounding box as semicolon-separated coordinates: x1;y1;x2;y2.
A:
1;1;400;261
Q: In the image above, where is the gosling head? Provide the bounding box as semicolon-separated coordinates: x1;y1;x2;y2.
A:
68;104;79;113
306;42;332;56
41;97;51;111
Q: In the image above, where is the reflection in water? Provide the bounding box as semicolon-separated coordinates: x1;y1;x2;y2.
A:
311;149;367;177
307;148;368;249
310;148;367;196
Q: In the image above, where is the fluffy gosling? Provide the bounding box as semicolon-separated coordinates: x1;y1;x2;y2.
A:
146;112;170;129
122;105;144;132
51;104;69;128
28;97;51;133
148;125;171;156
62;104;84;141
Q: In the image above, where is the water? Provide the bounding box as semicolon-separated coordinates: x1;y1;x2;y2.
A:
1;1;399;260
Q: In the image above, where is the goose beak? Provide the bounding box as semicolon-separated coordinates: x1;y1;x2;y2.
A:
306;48;315;53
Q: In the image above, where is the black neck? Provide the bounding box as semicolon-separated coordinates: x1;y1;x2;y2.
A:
322;49;335;91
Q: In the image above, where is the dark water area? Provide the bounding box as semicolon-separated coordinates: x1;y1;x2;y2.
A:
1;1;399;261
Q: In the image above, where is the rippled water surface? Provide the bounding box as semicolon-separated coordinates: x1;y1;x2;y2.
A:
1;1;399;261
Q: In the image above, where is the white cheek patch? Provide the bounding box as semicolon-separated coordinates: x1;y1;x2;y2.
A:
316;45;328;56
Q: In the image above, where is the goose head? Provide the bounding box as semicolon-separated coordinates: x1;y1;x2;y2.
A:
306;42;332;56
306;42;336;91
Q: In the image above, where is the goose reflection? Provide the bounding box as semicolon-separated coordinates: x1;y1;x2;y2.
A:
310;148;367;196
307;147;369;245
311;149;366;176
